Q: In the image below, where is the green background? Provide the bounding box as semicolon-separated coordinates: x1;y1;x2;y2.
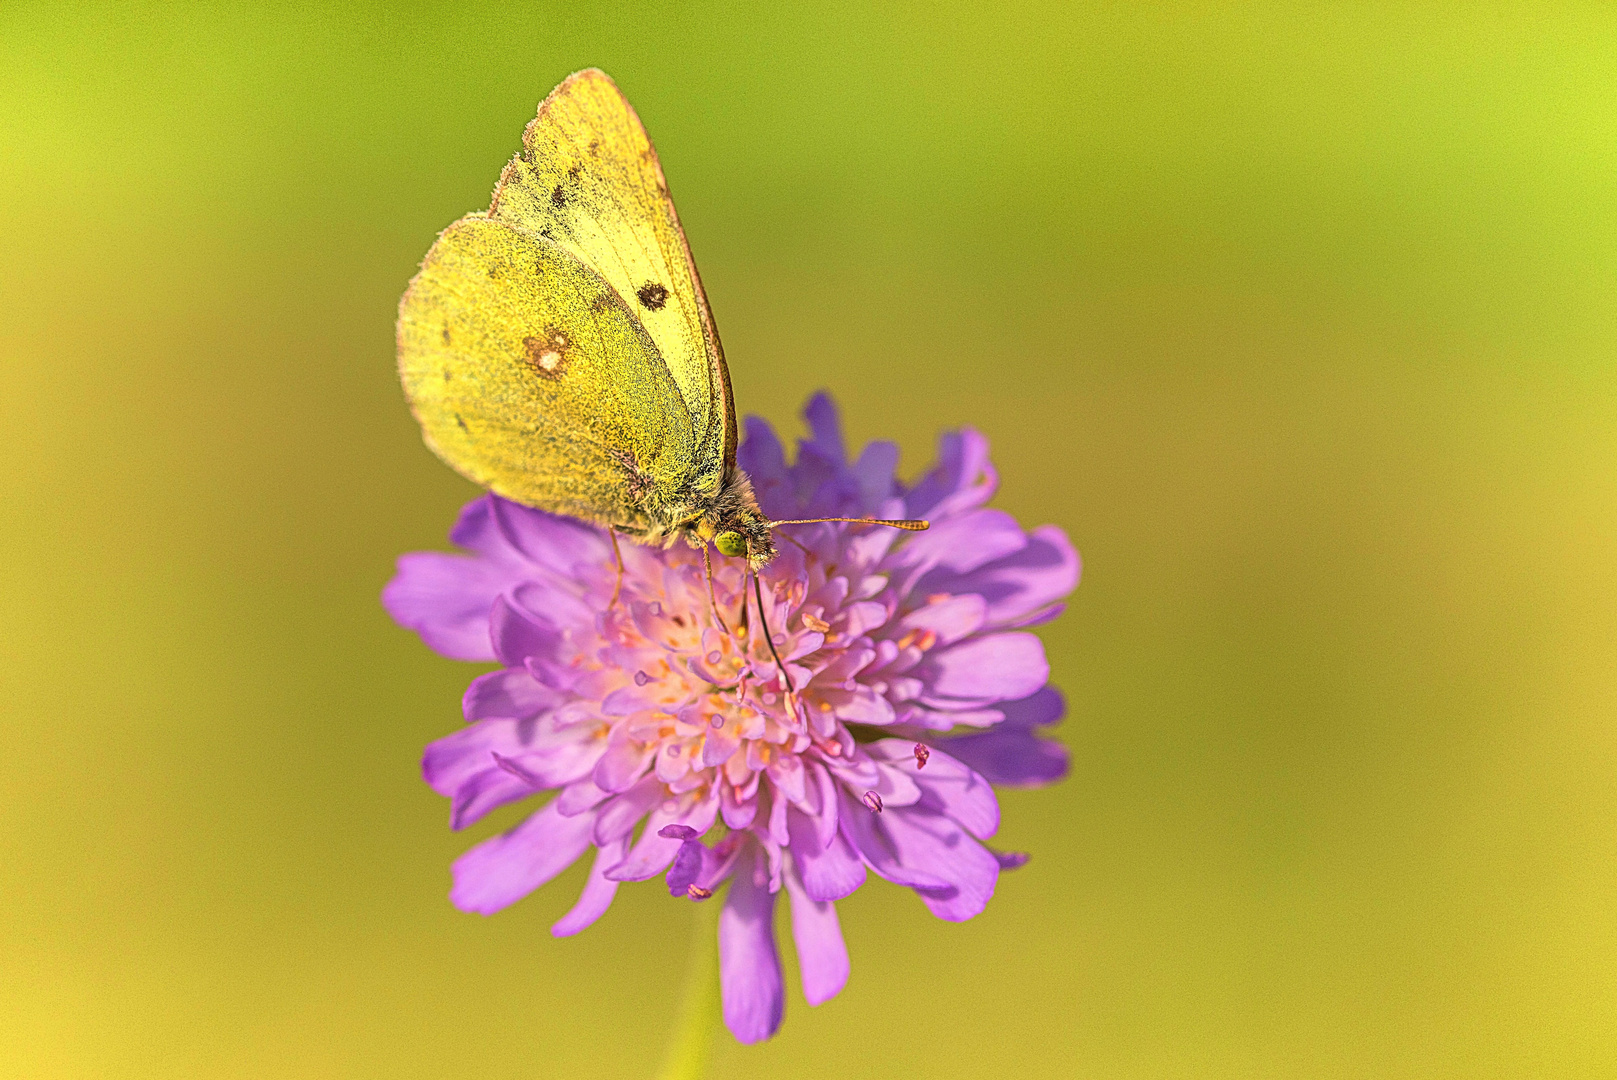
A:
5;3;1616;1077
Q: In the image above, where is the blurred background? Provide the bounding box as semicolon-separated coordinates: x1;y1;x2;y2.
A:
4;3;1616;1077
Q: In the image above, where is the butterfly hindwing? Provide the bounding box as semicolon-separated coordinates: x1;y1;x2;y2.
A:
488;68;734;495
397;214;696;530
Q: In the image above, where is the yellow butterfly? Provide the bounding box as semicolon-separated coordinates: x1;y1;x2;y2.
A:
397;69;921;568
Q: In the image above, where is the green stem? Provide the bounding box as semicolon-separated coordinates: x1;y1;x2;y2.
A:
655;899;722;1080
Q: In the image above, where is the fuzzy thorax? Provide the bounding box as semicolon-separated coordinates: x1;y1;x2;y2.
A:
691;468;776;567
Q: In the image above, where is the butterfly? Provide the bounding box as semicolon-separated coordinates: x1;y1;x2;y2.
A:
396;69;922;570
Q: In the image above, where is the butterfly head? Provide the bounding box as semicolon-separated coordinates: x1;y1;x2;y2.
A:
695;469;777;568
706;513;776;568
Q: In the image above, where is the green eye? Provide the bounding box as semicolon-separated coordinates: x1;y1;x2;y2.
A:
714;531;747;558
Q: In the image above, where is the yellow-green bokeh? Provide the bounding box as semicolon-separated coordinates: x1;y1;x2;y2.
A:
4;3;1617;1077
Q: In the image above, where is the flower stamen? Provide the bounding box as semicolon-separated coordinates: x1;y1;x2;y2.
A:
750;570;803;727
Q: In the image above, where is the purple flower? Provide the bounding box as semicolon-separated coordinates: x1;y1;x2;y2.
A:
383;394;1078;1043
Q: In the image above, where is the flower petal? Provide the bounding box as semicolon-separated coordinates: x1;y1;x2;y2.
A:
592;725;654;793
787;809;866;901
939;687;1070;787
834;685;896;727
869;739;999;840
918;632;1049;703
551;835;629;937
807;761;840;848
462;668;559;721
784;859;850;1006
899;509;1028;583
554;776;612;816
904;427;997;520
938;729;1068;788
837;789;952;891
382;552;506;662
881;805;1001;922
997;686;1065;730
839;600;890;639
605;791;719;882
489;594;561;667
422;719;519;799
701;718;741;767
719;845;785;1044
851;439;899;510
487;496;610;580
924;524;1080;627
449;800;596;915
793;394;860;515
509;579;598;637
801;391;846;464
720;779;758;829
425;718;607;830
592;775;663;845
899;593;987;646
738;416;794;519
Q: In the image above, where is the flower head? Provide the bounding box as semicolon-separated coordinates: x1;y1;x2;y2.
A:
384;394;1078;1042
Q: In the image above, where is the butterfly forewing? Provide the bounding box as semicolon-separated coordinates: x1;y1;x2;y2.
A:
488;69;732;497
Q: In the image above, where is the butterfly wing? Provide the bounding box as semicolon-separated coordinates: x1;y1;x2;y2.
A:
397;214;696;531
488;68;736;492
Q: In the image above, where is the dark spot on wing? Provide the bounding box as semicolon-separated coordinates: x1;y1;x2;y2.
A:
442;367;452;383
568;164;581;181
441;326;451;345
540;226;554;239
521;329;571;380
637;282;669;310
588;139;600;156
551;185;566;208
455;414;469;432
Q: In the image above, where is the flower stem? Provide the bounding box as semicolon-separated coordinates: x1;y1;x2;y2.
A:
655;899;722;1080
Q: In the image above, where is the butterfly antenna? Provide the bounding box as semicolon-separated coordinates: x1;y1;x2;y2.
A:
606;526;626;611
752;571;800;723
767;516;930;531
701;544;733;639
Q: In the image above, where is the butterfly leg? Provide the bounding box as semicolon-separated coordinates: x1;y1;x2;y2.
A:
606;525;626;611
701;544;734;639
